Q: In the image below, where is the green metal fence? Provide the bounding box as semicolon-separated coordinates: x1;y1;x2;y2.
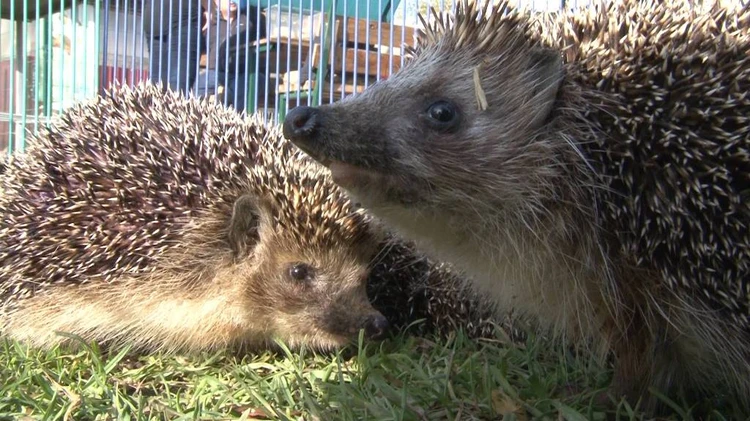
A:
1;0;100;154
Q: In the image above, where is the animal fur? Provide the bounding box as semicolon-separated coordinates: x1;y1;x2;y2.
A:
282;0;750;414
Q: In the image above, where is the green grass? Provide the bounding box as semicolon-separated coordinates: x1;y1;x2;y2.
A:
0;325;740;420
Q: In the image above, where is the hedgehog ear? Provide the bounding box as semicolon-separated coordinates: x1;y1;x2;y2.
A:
228;193;274;256
527;48;563;128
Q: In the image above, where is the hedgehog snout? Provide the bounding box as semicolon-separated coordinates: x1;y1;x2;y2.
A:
363;314;390;340
284;105;334;166
283;106;319;141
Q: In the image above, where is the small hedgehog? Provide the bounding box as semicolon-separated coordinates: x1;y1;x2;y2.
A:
283;0;750;414
0;83;392;353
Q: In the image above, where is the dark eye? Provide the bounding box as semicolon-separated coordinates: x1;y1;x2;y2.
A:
289;263;314;282
425;100;459;130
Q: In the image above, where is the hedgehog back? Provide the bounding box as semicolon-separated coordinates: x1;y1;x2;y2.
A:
531;1;750;329
0;85;268;302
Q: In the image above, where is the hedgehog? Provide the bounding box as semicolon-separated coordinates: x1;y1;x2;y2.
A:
0;82;394;353
281;0;750;414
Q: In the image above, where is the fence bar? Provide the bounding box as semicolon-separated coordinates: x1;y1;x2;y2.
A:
8;2;16;154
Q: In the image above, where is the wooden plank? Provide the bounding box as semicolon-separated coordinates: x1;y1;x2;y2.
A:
279;79;369;96
279;82;367;107
331;48;402;78
263;37;313;74
341;17;416;49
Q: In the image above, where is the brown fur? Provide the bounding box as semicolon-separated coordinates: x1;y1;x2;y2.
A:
283;0;750;415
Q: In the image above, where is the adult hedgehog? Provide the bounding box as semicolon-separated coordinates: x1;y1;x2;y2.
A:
283;0;750;414
0;83;393;353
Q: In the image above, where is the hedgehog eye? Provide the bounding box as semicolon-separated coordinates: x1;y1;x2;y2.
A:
288;263;314;282
425;100;459;131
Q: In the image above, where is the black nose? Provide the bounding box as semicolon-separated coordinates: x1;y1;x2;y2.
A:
364;314;390;340
283;106;319;141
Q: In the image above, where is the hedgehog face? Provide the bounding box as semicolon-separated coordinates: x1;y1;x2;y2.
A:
228;191;390;351
283;9;566;234
251;235;389;350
